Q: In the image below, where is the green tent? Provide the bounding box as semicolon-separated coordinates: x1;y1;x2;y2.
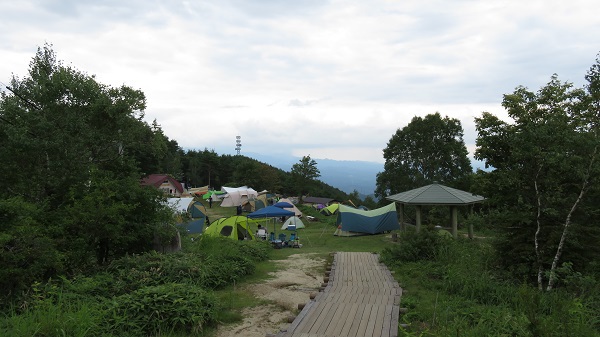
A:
320;203;339;216
202;190;224;200
203;216;256;240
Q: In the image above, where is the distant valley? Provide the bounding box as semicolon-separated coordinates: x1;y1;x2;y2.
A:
245;153;383;198
246;152;488;200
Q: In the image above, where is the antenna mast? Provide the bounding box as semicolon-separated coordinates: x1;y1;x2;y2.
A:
235;135;242;155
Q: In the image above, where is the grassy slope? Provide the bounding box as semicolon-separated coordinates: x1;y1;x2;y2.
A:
206;201;600;337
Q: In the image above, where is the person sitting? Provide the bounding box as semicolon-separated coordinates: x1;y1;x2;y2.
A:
256;225;267;240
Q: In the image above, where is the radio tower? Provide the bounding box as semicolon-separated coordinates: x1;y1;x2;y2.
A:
235;136;242;155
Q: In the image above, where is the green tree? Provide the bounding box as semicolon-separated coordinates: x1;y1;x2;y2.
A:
475;58;600;290
375;112;473;199
232;160;261;188
290;155;321;201
257;164;283;193
0;45;173;294
348;189;361;207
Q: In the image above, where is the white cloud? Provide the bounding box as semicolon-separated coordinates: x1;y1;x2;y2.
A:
1;0;599;164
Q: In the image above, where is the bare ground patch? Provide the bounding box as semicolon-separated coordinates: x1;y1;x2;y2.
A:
214;253;326;337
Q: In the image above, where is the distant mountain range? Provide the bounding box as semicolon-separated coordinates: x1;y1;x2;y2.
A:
245;152;488;200
245;152;383;197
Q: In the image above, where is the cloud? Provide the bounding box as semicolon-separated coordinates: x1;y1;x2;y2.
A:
288;98;322;107
1;0;599;165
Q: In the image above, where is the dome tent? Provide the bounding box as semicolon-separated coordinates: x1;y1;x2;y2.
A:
203;216;257;240
281;216;305;230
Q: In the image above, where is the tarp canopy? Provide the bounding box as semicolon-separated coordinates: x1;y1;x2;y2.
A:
220;186;258;207
281;216;306;230
335;203;399;235
203;216;256;240
247;205;295;219
248;206;295;238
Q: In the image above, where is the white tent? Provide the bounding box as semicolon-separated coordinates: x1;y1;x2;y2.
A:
220;186;258;207
166;197;194;213
281;216;306;230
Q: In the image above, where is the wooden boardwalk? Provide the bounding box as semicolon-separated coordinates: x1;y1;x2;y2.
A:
274;252;401;337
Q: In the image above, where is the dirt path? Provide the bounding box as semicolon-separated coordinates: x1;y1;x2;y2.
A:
214;253;327;337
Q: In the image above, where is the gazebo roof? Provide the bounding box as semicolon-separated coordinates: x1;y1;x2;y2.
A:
386;182;485;206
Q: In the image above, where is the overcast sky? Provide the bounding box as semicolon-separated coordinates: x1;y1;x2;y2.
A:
1;0;599;163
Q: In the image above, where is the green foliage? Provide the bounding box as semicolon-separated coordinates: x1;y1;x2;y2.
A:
381;229;452;263
291;155;321;199
1;235;272;336
0;198;63;306
103;251;250;293
475;59;600;288
104;283;219;336
0;45;179;299
376;112;473;199
389;238;600;336
0;292;103;337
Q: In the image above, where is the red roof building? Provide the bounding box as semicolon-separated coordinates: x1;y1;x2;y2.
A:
141;174;184;197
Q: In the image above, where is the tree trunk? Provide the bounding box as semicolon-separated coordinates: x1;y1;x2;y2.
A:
546;146;596;291
534;167;544;290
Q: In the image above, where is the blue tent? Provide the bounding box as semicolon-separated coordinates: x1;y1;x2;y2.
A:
334;203;399;236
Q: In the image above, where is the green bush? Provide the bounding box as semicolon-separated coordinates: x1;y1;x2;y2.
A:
0;289;103;337
380;229;451;264
95;238;270;295
0;198;64;307
191;236;271;262
103;283;218;336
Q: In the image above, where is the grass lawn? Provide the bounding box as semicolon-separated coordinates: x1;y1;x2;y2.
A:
202;200;401;261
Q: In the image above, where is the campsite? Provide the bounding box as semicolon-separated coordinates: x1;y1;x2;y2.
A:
1;193;599;336
168;198;600;336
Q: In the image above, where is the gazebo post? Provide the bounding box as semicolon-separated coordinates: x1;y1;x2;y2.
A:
468;205;474;239
399;204;405;231
451;206;458;239
415;205;422;233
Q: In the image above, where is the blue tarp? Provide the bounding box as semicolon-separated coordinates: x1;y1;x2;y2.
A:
247;205;295;218
336;203;399;234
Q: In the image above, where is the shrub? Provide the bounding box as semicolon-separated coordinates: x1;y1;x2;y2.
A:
380;229;451;264
97;238;269;294
0;289;103;337
103;283;218;336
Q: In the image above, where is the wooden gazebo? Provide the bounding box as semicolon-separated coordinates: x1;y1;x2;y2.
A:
386;182;485;239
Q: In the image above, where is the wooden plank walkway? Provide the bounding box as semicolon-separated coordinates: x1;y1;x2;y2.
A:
274;252;401;337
